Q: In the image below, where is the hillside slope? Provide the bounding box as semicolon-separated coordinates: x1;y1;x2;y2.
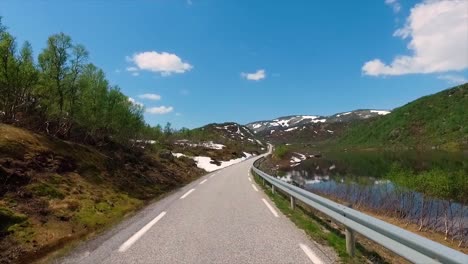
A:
246;110;390;144
338;83;468;150
172;122;265;160
0;124;204;263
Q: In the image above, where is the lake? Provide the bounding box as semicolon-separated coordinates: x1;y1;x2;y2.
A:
269;150;468;245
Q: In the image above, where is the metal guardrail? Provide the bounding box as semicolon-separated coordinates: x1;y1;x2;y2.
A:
252;158;468;264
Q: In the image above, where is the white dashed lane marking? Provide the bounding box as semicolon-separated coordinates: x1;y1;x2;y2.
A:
251;184;258;192
118;211;167;252
299;243;324;264
180;189;195;199
262;198;279;217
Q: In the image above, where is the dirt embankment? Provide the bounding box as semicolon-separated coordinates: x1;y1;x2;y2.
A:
0;124;204;264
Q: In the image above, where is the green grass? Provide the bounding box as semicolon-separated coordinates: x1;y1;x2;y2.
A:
28;183;65;199
251;170;388;263
0;207;28;232
274;144;289;159
73;193;143;229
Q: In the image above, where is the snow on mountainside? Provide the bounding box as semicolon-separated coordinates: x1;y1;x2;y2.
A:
246;109;391;143
211;122;263;146
170;122;265;169
246;109;391;134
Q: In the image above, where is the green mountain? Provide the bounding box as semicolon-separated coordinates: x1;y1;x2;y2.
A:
337;83;468;150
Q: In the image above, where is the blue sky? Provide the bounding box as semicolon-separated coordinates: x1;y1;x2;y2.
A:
1;0;466;128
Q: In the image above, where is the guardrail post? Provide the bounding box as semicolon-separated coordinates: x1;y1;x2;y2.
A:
290;196;295;210
345;226;355;257
272;185;275;194
345;203;356;257
263;178;265;186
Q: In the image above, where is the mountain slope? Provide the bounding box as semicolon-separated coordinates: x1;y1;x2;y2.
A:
171;122;265;164
246;110;391;144
337;83;468;149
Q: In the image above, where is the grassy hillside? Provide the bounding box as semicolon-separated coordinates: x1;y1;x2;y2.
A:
337;83;468;150
0;124;204;263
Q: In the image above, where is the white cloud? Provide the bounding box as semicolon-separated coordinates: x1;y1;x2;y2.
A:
127;51;193;76
139;93;162;100
437;74;467;85
241;69;266;81
363;0;468;76
385;0;401;13
128;97;144;107
146;106;174;115
131;72;140;77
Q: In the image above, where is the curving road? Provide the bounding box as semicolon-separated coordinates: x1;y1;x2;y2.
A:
59;149;337;264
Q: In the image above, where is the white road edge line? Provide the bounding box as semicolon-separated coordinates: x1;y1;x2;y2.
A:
180;188;196;199
118;211;166;252
299;243;324;264
199;179;208;185
210;173;217;178
262;198;279;217
251;184;258;192
248;177;252;182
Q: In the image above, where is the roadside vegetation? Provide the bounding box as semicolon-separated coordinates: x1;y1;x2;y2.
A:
273;144;289;159
0;124;205;263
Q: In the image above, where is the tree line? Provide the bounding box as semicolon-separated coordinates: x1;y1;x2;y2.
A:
0;18;166;145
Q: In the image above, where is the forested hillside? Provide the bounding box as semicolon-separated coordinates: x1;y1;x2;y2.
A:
338;84;468;150
0;18;161;145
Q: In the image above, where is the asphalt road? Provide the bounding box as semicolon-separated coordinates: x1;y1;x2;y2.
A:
59;152;337;264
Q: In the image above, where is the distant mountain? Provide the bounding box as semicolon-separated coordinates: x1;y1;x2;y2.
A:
201;122;264;147
174;122;265;158
246;109;390;143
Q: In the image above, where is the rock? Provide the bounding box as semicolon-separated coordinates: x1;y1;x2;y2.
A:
159;150;174;161
210;159;221;166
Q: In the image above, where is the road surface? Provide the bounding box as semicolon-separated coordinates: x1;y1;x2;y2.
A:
59;152;337;264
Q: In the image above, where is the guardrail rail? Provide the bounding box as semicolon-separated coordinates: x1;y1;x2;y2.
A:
252;158;468;264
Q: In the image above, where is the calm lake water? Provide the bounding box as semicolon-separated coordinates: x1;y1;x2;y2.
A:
275;150;468;242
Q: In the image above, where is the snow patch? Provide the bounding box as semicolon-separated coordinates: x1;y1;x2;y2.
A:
293;152;307;160
285;127;298;132
311;119;327;123
336;112;351;117
370;110;391;115
175;140;225;150
193;153;253;172
134;139;157;144
290;157;302;163
290;152;307;164
172;153;186;158
301;115;318;119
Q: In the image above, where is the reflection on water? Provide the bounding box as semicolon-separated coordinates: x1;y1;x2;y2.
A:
277;150;468;244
